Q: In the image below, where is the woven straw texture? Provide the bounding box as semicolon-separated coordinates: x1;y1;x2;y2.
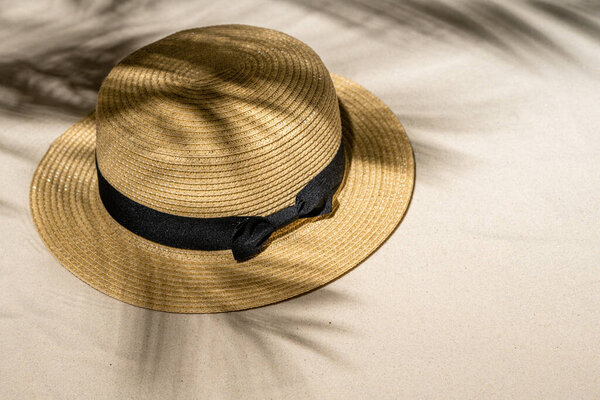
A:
29;26;414;313
96;26;341;217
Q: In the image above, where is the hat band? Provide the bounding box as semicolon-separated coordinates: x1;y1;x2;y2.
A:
96;139;345;261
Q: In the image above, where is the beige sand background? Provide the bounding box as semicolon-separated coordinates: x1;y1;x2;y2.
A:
1;1;599;398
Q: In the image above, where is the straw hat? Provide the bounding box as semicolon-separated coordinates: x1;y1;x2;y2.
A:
30;25;414;313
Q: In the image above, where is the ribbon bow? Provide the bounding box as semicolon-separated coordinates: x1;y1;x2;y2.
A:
231;178;335;261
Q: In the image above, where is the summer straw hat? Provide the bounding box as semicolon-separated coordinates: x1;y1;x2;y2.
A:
30;24;414;313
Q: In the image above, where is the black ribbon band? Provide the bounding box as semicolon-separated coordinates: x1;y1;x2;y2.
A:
97;139;345;261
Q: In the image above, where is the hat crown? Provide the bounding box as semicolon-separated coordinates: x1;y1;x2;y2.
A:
95;25;342;217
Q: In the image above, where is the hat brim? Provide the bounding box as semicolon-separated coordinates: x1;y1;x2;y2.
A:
29;73;415;313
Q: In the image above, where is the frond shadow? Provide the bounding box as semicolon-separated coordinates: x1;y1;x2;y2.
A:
285;0;600;66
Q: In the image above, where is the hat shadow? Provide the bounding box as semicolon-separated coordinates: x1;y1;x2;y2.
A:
115;282;355;396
